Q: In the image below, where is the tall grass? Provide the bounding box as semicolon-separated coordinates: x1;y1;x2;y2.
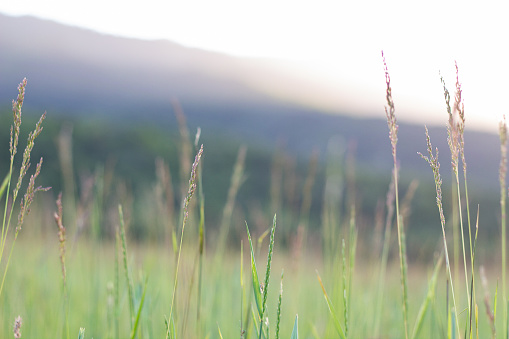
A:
0;78;49;299
167;143;203;339
54;192;70;339
420;126;460;336
382;51;410;338
499;115;508;339
2;61;509;339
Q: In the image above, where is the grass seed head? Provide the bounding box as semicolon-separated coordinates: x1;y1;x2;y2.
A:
382;51;398;160
13;315;22;339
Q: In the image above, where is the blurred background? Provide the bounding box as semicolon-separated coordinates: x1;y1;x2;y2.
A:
0;2;508;259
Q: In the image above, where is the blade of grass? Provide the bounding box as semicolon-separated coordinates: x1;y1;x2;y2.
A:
114;227;120;339
468;207;480;337
240;241;244;338
347;204;357;337
251;306;260;339
275;270;283;339
257;214;277;339
412;252;443;339
342;239;348;337
246;222;263;318
130;276;148;339
218;324;224;339
316;270;346;339
290;315;298;339
373;176;396;337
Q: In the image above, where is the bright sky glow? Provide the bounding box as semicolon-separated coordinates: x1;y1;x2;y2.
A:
1;1;508;132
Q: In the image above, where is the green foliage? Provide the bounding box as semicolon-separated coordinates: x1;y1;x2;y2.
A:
2;61;509;339
245;215;278;339
290;315;298;339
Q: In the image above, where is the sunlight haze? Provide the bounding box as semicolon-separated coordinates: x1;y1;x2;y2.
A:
1;1;507;132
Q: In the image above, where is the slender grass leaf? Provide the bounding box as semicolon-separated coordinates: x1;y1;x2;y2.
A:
218;324;224;339
262;214;277;315
450;309;456;339
475;303;479;339
130;276;148;339
275;270;283;339
290;315;298;339
316;271;346;339
246;222;263;318
412;253;443;339
0;171;9;201
165;315;176;339
251;306;260;339
494;282;498;328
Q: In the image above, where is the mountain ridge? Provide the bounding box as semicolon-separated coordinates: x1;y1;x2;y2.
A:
0;13;503;193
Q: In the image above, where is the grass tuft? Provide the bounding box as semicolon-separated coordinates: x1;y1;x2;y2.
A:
0;78;48;299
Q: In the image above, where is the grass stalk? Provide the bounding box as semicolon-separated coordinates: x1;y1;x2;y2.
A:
342;239;348;337
480;264;496;337
275;270;283;339
259;215;277;339
241;241;245;338
442;71;471;327
194;129;205;335
468;207;480;337
0;154;48;297
382;51;409;339
347;204;357;333
167;144;203;339
245;214;277;339
0;80;47;301
500;115;508;339
373;175;396;336
54;192;70;339
215;145;247;262
1;79;25;255
115;226;120;339
419;126;460;336
119;204;135;329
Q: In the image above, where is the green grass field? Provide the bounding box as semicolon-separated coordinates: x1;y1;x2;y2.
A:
0;56;506;339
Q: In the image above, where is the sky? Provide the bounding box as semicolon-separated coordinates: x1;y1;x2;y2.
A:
1;1;508;132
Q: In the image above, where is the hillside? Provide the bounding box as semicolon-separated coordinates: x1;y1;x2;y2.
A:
0;13;505;242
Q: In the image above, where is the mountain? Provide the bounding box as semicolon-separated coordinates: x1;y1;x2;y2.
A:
0;13;502;180
0;13;505;240
0;14;268;111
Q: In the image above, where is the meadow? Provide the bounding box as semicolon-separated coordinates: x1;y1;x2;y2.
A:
0;56;506;339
